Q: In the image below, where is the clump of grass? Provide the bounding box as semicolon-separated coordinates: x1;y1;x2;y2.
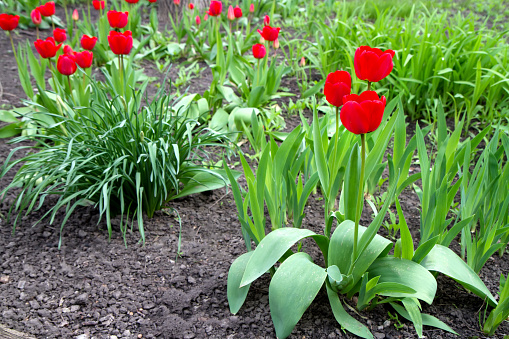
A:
1;77;231;247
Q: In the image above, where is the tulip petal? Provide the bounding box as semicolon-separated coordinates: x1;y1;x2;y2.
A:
360;101;385;133
340;101;370;134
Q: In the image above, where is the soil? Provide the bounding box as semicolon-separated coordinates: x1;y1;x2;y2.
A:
1;3;509;339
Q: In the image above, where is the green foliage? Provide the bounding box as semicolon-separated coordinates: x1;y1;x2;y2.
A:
0;78;232;247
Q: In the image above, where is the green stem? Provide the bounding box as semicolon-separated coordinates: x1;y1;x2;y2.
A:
256;59;260;87
335;105;339;137
270;0;276;24
367;81;371;91
87;0;91;27
8;32;17;61
352;133;366;261
119;55;124;96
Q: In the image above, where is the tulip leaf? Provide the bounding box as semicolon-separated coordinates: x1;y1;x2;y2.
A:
367;257;437;305
328;221;392;293
420;244;497;306
327;285;374;339
269;253;327;339
240;228;329;287
227;252;254;314
390;302;458;335
170;169;241;200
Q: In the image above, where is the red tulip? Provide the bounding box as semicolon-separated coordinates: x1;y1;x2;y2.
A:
204;13;208;21
107;10;129;28
354;46;395;83
234;6;242;18
0;14;20;31
188;3;194;9
173;0;180;4
92;0;105;10
252;43;266;59
31;9;42;26
108;30;133;55
227;5;235;21
324;70;351;107
74;51;93;68
249;3;254;12
340;91;386;135
208;0;222;16
148;0;157;2
257;25;279;42
72;9;79;21
125;0;139;4
81;34;98;50
195;15;201;25
38;2;55;16
53;28;67;43
57;54;77;75
63;44;74;55
263;15;269;26
34;37;62;58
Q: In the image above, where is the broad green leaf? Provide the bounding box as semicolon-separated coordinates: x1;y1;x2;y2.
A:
420;244;497;306
396;198;413;260
328;221;392;293
241;228;328;287
344;144;360;222
209;108;229;132
0;123;22;138
327;285;373;339
170;169;241;200
390;302;458;335
367;257;437;305
269;253;327;339
401;298;423;338
227;252;253;314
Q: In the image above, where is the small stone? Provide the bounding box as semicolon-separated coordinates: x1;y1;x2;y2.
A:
137;335;143;339
76;334;89;339
383;320;391;328
2;310;16;320
183;332;195;339
26;318;42;328
377;325;384;330
122;330;131;337
29;300;40;309
205;325;213;333
70;305;80;312
75;293;89;305
0;276;9;283
110;336;119;339
143;301;155;310
187;276;196;284
17;280;26;289
62;307;71;313
374;333;386;339
78;230;87;238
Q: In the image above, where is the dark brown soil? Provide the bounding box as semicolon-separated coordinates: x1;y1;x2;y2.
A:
1;4;509;339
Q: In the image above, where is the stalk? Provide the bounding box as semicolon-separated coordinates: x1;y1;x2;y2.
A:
335;105;339;137
352;133;366;261
8;32;17;61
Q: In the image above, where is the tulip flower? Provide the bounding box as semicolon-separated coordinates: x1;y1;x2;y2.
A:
354;46;395;84
34;37;62;58
92;0;105;10
57;54;77;75
324;70;351;108
234;6;242;18
263;15;269;26
72;9;79;21
107;10;129;28
208;0;222;16
63;44;74;55
249;3;254;12
173;0;180;4
299;57;305;67
227;5;235;21
38;2;55;16
0;13;19;31
31;9;42;26
204;13;209;21
195;15;201;25
53;28;67;43
125;0;139;4
188;3;194;9
273;38;279;49
148;0;157;2
81;34;98;50
108;30;133;55
257;25;279;41
74;51;93;68
252;43;266;59
340;91;386;135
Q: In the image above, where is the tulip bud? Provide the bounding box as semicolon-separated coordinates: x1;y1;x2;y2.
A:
72;9;79;21
234;6;242;18
299;57;305;67
63;44;74;55
259;36;265;44
188;3;194;9
249;3;254;13
273;38;279;49
31;9;42;26
204;13;208;21
53;28;67;43
263;15;269;26
173;0;180;5
57;54;77;76
227;5;235;21
195;15;201;25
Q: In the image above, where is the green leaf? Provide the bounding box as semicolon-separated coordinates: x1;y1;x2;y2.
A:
240;228;328;287
170;169;240;200
328;221;392;293
401;298;423;337
367;257;437;305
326;285;374;339
227;252;253;314
269;253;327;339
344;144;360;222
420;244;497;306
301;80;325;99
390;302;458;335
396;198;413;260
0;123;22;138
